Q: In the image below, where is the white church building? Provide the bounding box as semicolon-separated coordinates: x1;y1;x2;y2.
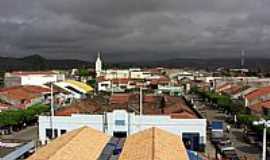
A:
95;52;103;77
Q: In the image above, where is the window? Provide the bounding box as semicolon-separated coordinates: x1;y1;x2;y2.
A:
120;85;127;89
101;84;109;87
66;86;84;95
46;128;58;139
115;120;125;126
60;129;67;135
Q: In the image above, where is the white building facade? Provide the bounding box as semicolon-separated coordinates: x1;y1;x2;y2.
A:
39;110;207;150
4;72;65;87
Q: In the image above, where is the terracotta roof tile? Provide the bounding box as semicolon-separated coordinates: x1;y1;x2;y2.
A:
27;127;110;160
11;71;56;76
109;94;131;104
112;78;129;84
119;127;188;160
248;100;270;113
245;86;270;100
222;85;242;95
0;85;50;101
170;112;196;119
55;100;102;116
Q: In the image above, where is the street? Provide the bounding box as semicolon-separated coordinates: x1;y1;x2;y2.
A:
190;95;261;160
1;126;38;141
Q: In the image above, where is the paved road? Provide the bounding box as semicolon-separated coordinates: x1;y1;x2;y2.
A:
1;126;38;141
194;98;261;160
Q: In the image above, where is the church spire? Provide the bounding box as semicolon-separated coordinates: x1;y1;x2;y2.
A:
98;51;101;59
95;51;102;77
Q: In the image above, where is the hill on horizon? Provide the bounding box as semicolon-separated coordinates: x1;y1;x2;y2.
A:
0;54;270;72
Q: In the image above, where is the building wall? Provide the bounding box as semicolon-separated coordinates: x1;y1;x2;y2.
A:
0;95;44;109
246;93;270;107
98;81;111;92
130;71;151;79
21;75;58;86
54;82;86;99
105;70;129;80
4;76;21;87
38;110;207;145
4;73;65;87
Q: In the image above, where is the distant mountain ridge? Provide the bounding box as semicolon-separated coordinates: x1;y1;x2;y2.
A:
0;55;91;71
0;55;270;71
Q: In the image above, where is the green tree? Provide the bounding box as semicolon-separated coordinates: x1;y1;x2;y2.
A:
78;68;90;77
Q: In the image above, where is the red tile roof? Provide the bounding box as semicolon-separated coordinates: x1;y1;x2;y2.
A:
112;78;129;85
248;100;270;113
96;76;106;82
55;95;198;118
10;71;56;76
170;112;197;119
163;96;195;116
109;94;131;104
0;102;11;110
222;85;242;95
55;100;102;116
143;95;158;103
0;85;51;101
216;83;231;91
245;86;270;100
149;79;170;85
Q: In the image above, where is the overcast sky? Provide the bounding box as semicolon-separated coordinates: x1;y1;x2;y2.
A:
0;0;270;61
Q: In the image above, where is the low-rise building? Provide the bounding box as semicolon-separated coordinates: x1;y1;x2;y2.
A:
244;86;270;107
4;71;65;87
28;126;190;160
54;80;93;99
119;127;189;160
156;85;184;96
39;110;206;151
231;87;257;100
0;85;52;109
247;100;270;116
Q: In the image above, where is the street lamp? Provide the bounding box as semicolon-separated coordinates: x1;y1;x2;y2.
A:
253;119;270;160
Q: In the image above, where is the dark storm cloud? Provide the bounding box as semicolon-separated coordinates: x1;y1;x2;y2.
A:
0;0;270;61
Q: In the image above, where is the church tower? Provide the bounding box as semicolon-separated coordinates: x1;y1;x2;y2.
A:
95;52;102;77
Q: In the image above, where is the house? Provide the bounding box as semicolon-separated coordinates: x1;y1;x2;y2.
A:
247;100;270;116
28;127;110;160
38;110;206;151
54;80;93;99
215;83;232;93
97;78;138;93
0;102;11;112
97;80;112;92
130;70;152;80
119;127;189;160
38;94;206;151
4;71;65;87
244;86;270;107
104;69;130;80
221;85;241;95
0;85;53;109
232;87;257;100
29;127;190;160
147;75;170;89
155;85;184;96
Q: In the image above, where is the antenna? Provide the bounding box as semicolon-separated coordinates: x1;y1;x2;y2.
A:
241;50;245;68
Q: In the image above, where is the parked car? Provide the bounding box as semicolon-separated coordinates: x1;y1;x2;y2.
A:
243;131;258;144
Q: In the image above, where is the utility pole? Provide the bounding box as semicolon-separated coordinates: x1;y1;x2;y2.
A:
253;119;270;160
50;83;55;139
140;87;143;116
